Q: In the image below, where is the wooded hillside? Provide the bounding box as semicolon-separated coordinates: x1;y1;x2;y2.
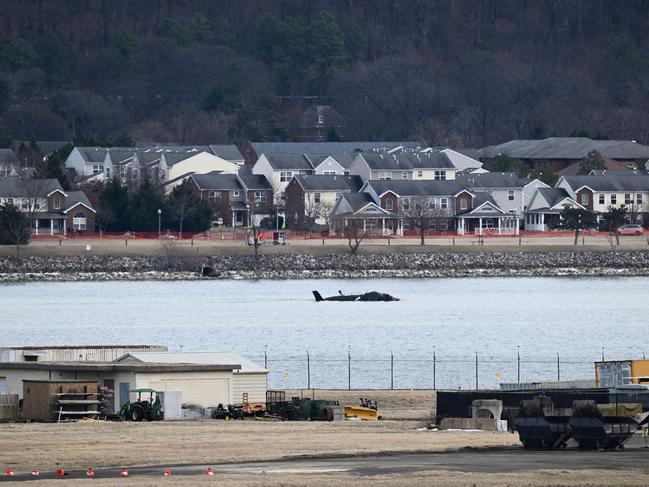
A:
1;0;649;147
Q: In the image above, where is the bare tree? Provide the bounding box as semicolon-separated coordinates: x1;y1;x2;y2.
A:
19;177;52;233
304;192;334;230
342;219;368;255
399;196;449;245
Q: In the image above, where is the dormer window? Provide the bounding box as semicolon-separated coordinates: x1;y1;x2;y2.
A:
460;198;468;210
318;114;324;124
581;193;589;205
53;198;61;210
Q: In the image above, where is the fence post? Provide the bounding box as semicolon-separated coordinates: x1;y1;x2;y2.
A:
348;346;351;390
475;352;479;390
306;350;311;390
517;345;521;383
390;352;394;390
433;348;436;390
264;345;268;369
557;353;560;381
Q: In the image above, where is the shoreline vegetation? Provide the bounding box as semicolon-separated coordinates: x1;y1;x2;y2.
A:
1;249;649;282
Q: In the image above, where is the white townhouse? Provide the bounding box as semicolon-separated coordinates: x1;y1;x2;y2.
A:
349;149;457;182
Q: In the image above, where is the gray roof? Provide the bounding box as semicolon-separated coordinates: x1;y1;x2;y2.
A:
366;179;464;197
537;188;573;207
478;137;649;160
0;178;63;197
472;192;499;208
0;149;19;164
561;175;649;192
208;144;244;162
457;172;526;188
191;173;242;191
359;151;454;170
251;141;423;156
65;191;95;212
75;147;109;163
238;174;272;190
263;153;314;170
341;192;378;212
115;351;266;373
294;174;362;192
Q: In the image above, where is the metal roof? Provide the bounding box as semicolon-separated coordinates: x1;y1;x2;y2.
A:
116;351;266;373
479;137;649;160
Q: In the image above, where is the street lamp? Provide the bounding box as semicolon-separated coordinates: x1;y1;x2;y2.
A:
157;208;162;236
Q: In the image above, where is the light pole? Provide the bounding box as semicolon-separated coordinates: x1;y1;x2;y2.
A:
157;208;162;236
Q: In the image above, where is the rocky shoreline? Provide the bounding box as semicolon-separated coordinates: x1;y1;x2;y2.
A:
1;251;648;282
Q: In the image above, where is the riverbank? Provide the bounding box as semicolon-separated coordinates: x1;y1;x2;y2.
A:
1;249;649;282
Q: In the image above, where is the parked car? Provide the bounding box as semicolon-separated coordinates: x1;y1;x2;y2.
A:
615;224;644;236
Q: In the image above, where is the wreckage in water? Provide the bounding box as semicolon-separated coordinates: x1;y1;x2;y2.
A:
312;290;399;302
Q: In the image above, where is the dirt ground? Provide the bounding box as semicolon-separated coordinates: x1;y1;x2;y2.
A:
0;420;517;473
11;469;649;487
2;233;649;257
284;389;436;420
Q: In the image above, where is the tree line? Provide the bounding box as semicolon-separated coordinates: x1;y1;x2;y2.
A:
2;1;649;148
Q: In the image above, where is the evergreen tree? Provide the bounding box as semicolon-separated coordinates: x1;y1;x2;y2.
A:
129;178;164;232
98;177;130;232
529;164;558;186
577;151;606;175
557;207;597;245
35;143;72;190
166;180;212;236
0;202;31;257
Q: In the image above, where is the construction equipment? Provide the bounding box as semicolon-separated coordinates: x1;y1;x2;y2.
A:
119;388;164;421
344;397;380;421
241;392;266;417
210;403;244;420
514;399;571;449
569;400;639;449
265;390;342;421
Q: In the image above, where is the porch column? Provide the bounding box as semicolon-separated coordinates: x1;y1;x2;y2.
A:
540;213;545;231
498;217;502;235
363;219;366;232
478;217;483;235
50;219;54;236
382;218;385;235
63;219;67;236
232;210;235;228
35;218;39;236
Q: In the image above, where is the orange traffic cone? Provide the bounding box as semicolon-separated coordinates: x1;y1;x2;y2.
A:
164;468;172;477
31;470;40;476
120;467;128;477
5;469;14;477
86;467;94;477
205;467;214;476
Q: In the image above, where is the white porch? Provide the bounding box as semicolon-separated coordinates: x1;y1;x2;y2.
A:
457;215;520;236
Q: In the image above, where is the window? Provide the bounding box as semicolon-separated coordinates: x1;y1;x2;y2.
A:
323;170;337;175
637;194;644;205
299;169;310;175
208;191;219;202
440;222;448;231
610;194;617;205
401;171;408;179
254;191;267;203
417;170;423;177
434;170;446;180
92;164;104;175
280;191;286;201
441;198;448;209
21;199;28;210
119;166;126;176
581;193;589;205
460;198;468;210
625;193;632;205
6;198;13;206
402;197;410;210
34;201;40;210
335;192;341;200
429;221;436;230
105;167;111;178
73;212;87;231
280;171;293;182
233;190;240;197
318;114;324;124
508;190;514;201
385;199;393;211
599;194;605;205
379;171;392;180
314;192;321;204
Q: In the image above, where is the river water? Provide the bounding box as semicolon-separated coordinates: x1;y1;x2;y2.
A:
1;277;646;389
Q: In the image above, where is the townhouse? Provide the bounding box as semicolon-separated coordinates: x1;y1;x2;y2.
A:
0;178;95;235
188;172;272;227
284;174;362;229
524;188;584;231
556;174;649;224
329;192;397;236
0;149;20;178
349;149;457;182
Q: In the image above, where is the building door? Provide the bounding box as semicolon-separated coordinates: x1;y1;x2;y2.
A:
119;382;131;407
103;379;115;413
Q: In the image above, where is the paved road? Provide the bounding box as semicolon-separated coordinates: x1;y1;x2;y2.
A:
3;444;648;481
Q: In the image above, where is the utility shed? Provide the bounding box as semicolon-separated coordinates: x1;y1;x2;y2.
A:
115;352;268;404
23;380;98;422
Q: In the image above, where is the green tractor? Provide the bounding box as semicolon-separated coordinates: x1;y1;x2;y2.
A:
120;388;164;421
